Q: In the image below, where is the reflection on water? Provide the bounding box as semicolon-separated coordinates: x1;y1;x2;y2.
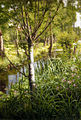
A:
0;62;39;94
0;66;26;94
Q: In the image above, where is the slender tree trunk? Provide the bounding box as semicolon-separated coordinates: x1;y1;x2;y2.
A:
34;0;36;28
53;34;56;43
73;46;76;55
69;44;72;58
65;44;68;49
49;26;53;57
15;39;19;56
49;34;53;57
44;33;46;46
47;37;49;46
28;37;35;92
37;0;39;22
15;30;19;56
0;31;4;58
49;12;53;57
53;34;56;58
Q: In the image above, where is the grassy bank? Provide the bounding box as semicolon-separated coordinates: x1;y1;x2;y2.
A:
0;43;49;71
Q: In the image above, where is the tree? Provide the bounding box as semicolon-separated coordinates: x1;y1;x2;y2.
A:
0;30;4;58
0;0;80;91
1;0;62;91
57;30;79;57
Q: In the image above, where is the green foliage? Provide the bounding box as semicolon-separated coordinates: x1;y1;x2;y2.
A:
57;31;78;45
57;30;79;56
0;0;81;119
0;57;81;119
0;44;27;71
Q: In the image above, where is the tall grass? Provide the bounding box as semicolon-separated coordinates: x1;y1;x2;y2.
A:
0;57;81;120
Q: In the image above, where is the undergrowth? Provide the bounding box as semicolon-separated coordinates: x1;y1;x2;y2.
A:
0;56;81;120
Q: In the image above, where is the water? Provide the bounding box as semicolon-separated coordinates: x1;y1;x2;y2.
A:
0;66;27;94
0;61;41;94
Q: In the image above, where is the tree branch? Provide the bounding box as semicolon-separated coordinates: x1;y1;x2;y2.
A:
32;1;48;39
20;4;26;30
34;2;61;41
5;55;28;78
